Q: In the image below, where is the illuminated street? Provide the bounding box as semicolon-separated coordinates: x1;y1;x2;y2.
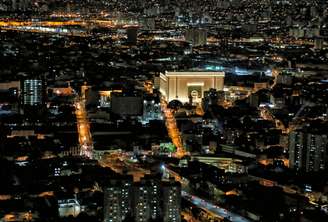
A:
260;106;288;133
182;191;251;222
0;18;139;36
160;98;187;158
75;98;93;158
162;164;251;222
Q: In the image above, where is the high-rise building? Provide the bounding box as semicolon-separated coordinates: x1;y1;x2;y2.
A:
104;176;181;222
133;178;161;222
185;28;207;47
162;180;181;222
133;182;150;222
104;178;133;222
289;128;328;172
22;79;43;106
126;27;138;45
139;95;161;124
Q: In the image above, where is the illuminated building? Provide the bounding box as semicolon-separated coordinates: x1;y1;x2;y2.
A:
248;93;260;108
139;17;155;30
139;96;161;124
314;38;324;50
133;178;161;221
0;81;20;109
203;88;220;105
270;94;286;108
48;82;74;97
203;88;224;110
133;179;159;221
276;73;293;85
185;28;207;46
22;79;43;106
133;181;151;222
98;90;122;108
155;71;224;103
162;179;181;222
224;129;242;145
0;81;20;92
58;198;81;217
133;177;180;221
104;178;132;222
289;130;327;172
103;177;181;222
253;82;269;91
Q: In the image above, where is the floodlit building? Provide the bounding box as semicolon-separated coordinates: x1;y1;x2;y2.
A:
155;71;224;103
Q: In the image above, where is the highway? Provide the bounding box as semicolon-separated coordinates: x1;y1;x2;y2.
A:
163;165;251;222
182;191;252;222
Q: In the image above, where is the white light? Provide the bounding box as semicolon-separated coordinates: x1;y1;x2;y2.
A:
165;71;225;77
186;82;205;86
161;164;165;170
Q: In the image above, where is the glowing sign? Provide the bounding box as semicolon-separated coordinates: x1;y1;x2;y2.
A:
205;65;224;71
159;143;176;153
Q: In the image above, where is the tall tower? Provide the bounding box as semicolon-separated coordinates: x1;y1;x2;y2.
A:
104;178;132;222
22;79;43;106
289;131;305;170
133;180;151;222
162;179;181;222
133;177;163;221
289;129;328;172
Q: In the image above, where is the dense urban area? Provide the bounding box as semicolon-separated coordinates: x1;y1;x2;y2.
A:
0;0;328;222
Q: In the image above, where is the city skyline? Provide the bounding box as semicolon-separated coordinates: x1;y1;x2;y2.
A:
0;1;327;222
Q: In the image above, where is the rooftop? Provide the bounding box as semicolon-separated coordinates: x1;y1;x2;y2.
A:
164;70;225;77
